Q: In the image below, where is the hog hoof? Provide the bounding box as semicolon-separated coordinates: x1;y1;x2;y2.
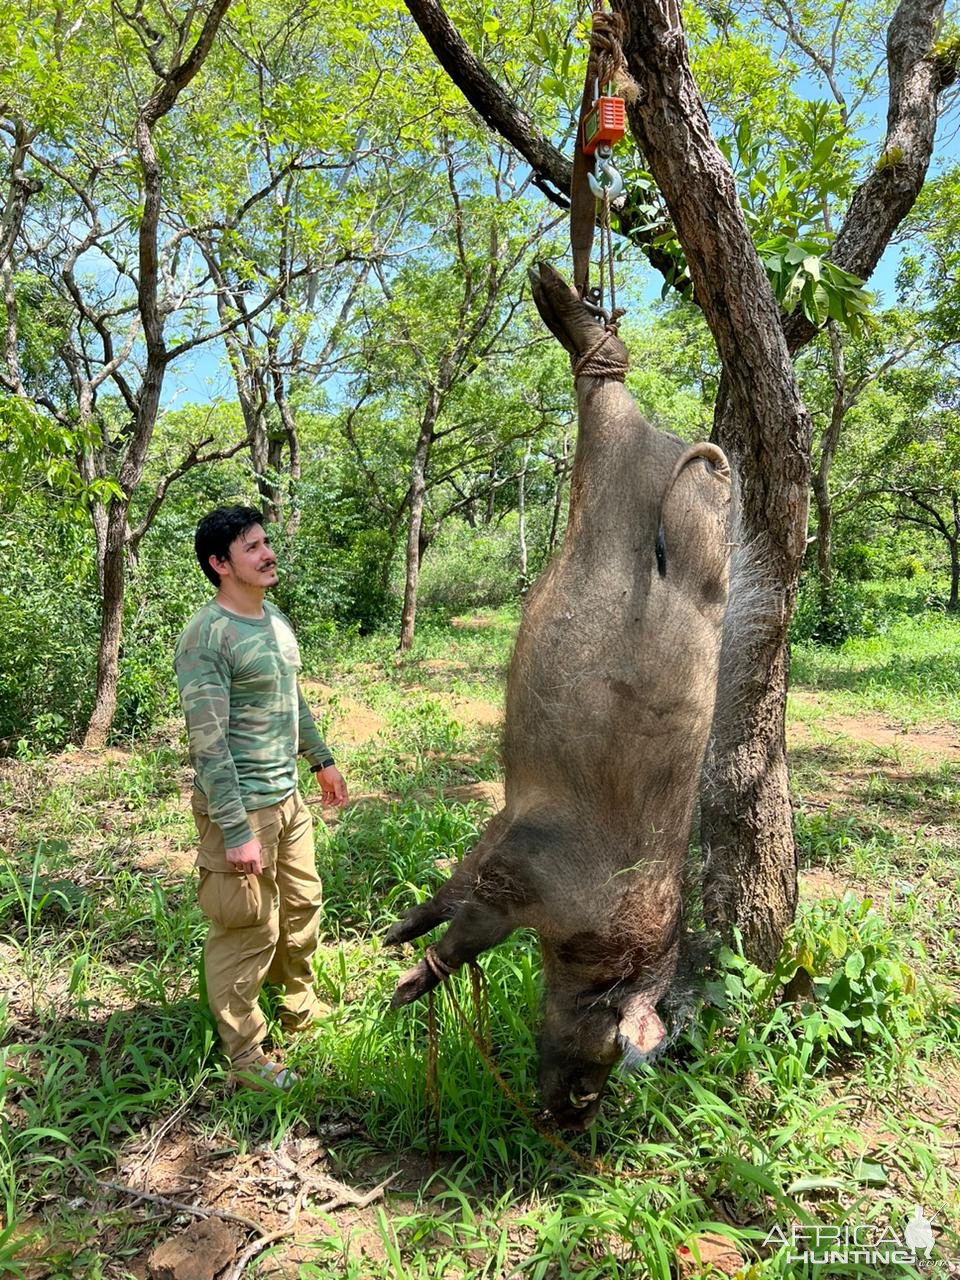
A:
389;959;442;1008
383;919;408;946
384;903;442;946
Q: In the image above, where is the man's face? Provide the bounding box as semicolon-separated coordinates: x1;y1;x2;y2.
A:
212;523;278;589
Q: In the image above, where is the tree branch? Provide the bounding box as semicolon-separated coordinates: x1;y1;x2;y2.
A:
128;431;250;552
785;0;958;351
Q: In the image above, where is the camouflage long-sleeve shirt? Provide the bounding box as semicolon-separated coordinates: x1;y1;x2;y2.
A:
174;600;334;846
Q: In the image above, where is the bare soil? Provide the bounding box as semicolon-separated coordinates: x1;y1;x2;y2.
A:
300;681;386;746
789;693;959;760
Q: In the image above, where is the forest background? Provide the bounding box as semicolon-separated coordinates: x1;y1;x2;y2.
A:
3;0;960;757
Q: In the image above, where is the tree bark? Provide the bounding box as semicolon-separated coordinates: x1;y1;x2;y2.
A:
399;401;438;651
812;323;847;614
83;503;127;748
547;430;570;557
82;0;231;747
517;445;529;591
701;381;804;963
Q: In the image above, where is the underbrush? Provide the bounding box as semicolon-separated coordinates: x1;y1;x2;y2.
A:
791;609;960;724
0;613;958;1276
3;852;953;1277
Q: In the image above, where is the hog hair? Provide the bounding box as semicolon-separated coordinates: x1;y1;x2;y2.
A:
385;262;741;1126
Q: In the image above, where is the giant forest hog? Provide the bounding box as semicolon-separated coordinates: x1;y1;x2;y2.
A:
386;262;734;1128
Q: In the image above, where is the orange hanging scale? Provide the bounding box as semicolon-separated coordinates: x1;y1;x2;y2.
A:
582;80;625;199
581;92;625;156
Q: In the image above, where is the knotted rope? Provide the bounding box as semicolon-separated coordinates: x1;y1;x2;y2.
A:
571;3;638;300
572;306;628;380
589;7;638;106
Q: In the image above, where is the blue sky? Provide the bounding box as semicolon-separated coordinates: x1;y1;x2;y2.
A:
158;54;960;411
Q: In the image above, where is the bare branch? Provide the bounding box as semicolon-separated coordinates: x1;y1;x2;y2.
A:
128;430;251;551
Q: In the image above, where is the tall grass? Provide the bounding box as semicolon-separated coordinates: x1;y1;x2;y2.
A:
0;610;957;1275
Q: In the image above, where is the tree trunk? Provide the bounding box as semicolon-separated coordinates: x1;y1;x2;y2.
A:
83;501;127;748
275;381;302;538
399;408;436;650
517;445;529;591
547;431;569;557
813;323;847;617
812;473;833;606
616;1;811;964
701;378;807;963
950;498;959;610
82;0;230;747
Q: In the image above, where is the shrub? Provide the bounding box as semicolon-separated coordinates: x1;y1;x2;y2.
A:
789;575;877;646
0;512;98;750
719;894;935;1058
417;518;521;614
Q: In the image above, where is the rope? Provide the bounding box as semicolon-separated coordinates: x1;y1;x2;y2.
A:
570;2;631;371
420;956;670;1182
572;311;628;380
426;989;440;1167
469;960;491;1054
589;5;638;104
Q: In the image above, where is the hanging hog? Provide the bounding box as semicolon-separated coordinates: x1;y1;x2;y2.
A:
386;262;734;1129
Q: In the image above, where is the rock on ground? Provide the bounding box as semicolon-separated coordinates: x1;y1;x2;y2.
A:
147;1218;236;1280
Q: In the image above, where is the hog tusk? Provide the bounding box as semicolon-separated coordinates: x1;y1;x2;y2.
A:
569;1090;600;1108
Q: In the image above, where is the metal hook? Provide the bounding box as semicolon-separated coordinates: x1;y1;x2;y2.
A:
587;145;624;200
582;286;609;324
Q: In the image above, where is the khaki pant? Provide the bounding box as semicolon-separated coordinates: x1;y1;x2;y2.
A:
192;787;323;1067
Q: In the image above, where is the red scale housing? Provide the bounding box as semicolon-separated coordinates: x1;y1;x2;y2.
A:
581;96;625;154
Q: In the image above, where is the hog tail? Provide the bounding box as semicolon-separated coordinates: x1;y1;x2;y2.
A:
654;442;731;577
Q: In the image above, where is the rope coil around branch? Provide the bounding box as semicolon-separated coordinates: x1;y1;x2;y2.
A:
589;8;638;105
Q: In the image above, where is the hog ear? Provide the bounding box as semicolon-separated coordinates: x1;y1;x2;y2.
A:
528;262;629;370
617;993;667;1069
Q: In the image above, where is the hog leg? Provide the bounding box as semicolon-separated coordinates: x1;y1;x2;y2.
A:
390;898;516;1008
388;815;550;1007
384;812;510;947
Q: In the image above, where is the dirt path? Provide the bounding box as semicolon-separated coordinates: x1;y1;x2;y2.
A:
789;691;959;760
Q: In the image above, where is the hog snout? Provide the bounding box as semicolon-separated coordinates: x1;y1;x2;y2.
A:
538;985;670;1127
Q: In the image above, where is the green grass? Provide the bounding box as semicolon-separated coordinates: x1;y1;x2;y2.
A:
0;607;958;1276
791;612;960;725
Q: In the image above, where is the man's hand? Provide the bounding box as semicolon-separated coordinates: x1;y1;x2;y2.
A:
225;837;263;875
315;764;348;807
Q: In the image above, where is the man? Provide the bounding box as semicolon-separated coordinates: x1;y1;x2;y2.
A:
175;505;347;1091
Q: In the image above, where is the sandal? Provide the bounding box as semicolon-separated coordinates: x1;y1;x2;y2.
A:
228;1052;299;1093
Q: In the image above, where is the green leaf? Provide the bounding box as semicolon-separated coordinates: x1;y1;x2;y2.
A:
828;925;847;959
787;1176;847;1193
853;1160;888;1186
802;255;821;281
844;951;865;980
812;136;836;168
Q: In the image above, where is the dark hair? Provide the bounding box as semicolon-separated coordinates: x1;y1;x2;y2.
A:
195;505;264;586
